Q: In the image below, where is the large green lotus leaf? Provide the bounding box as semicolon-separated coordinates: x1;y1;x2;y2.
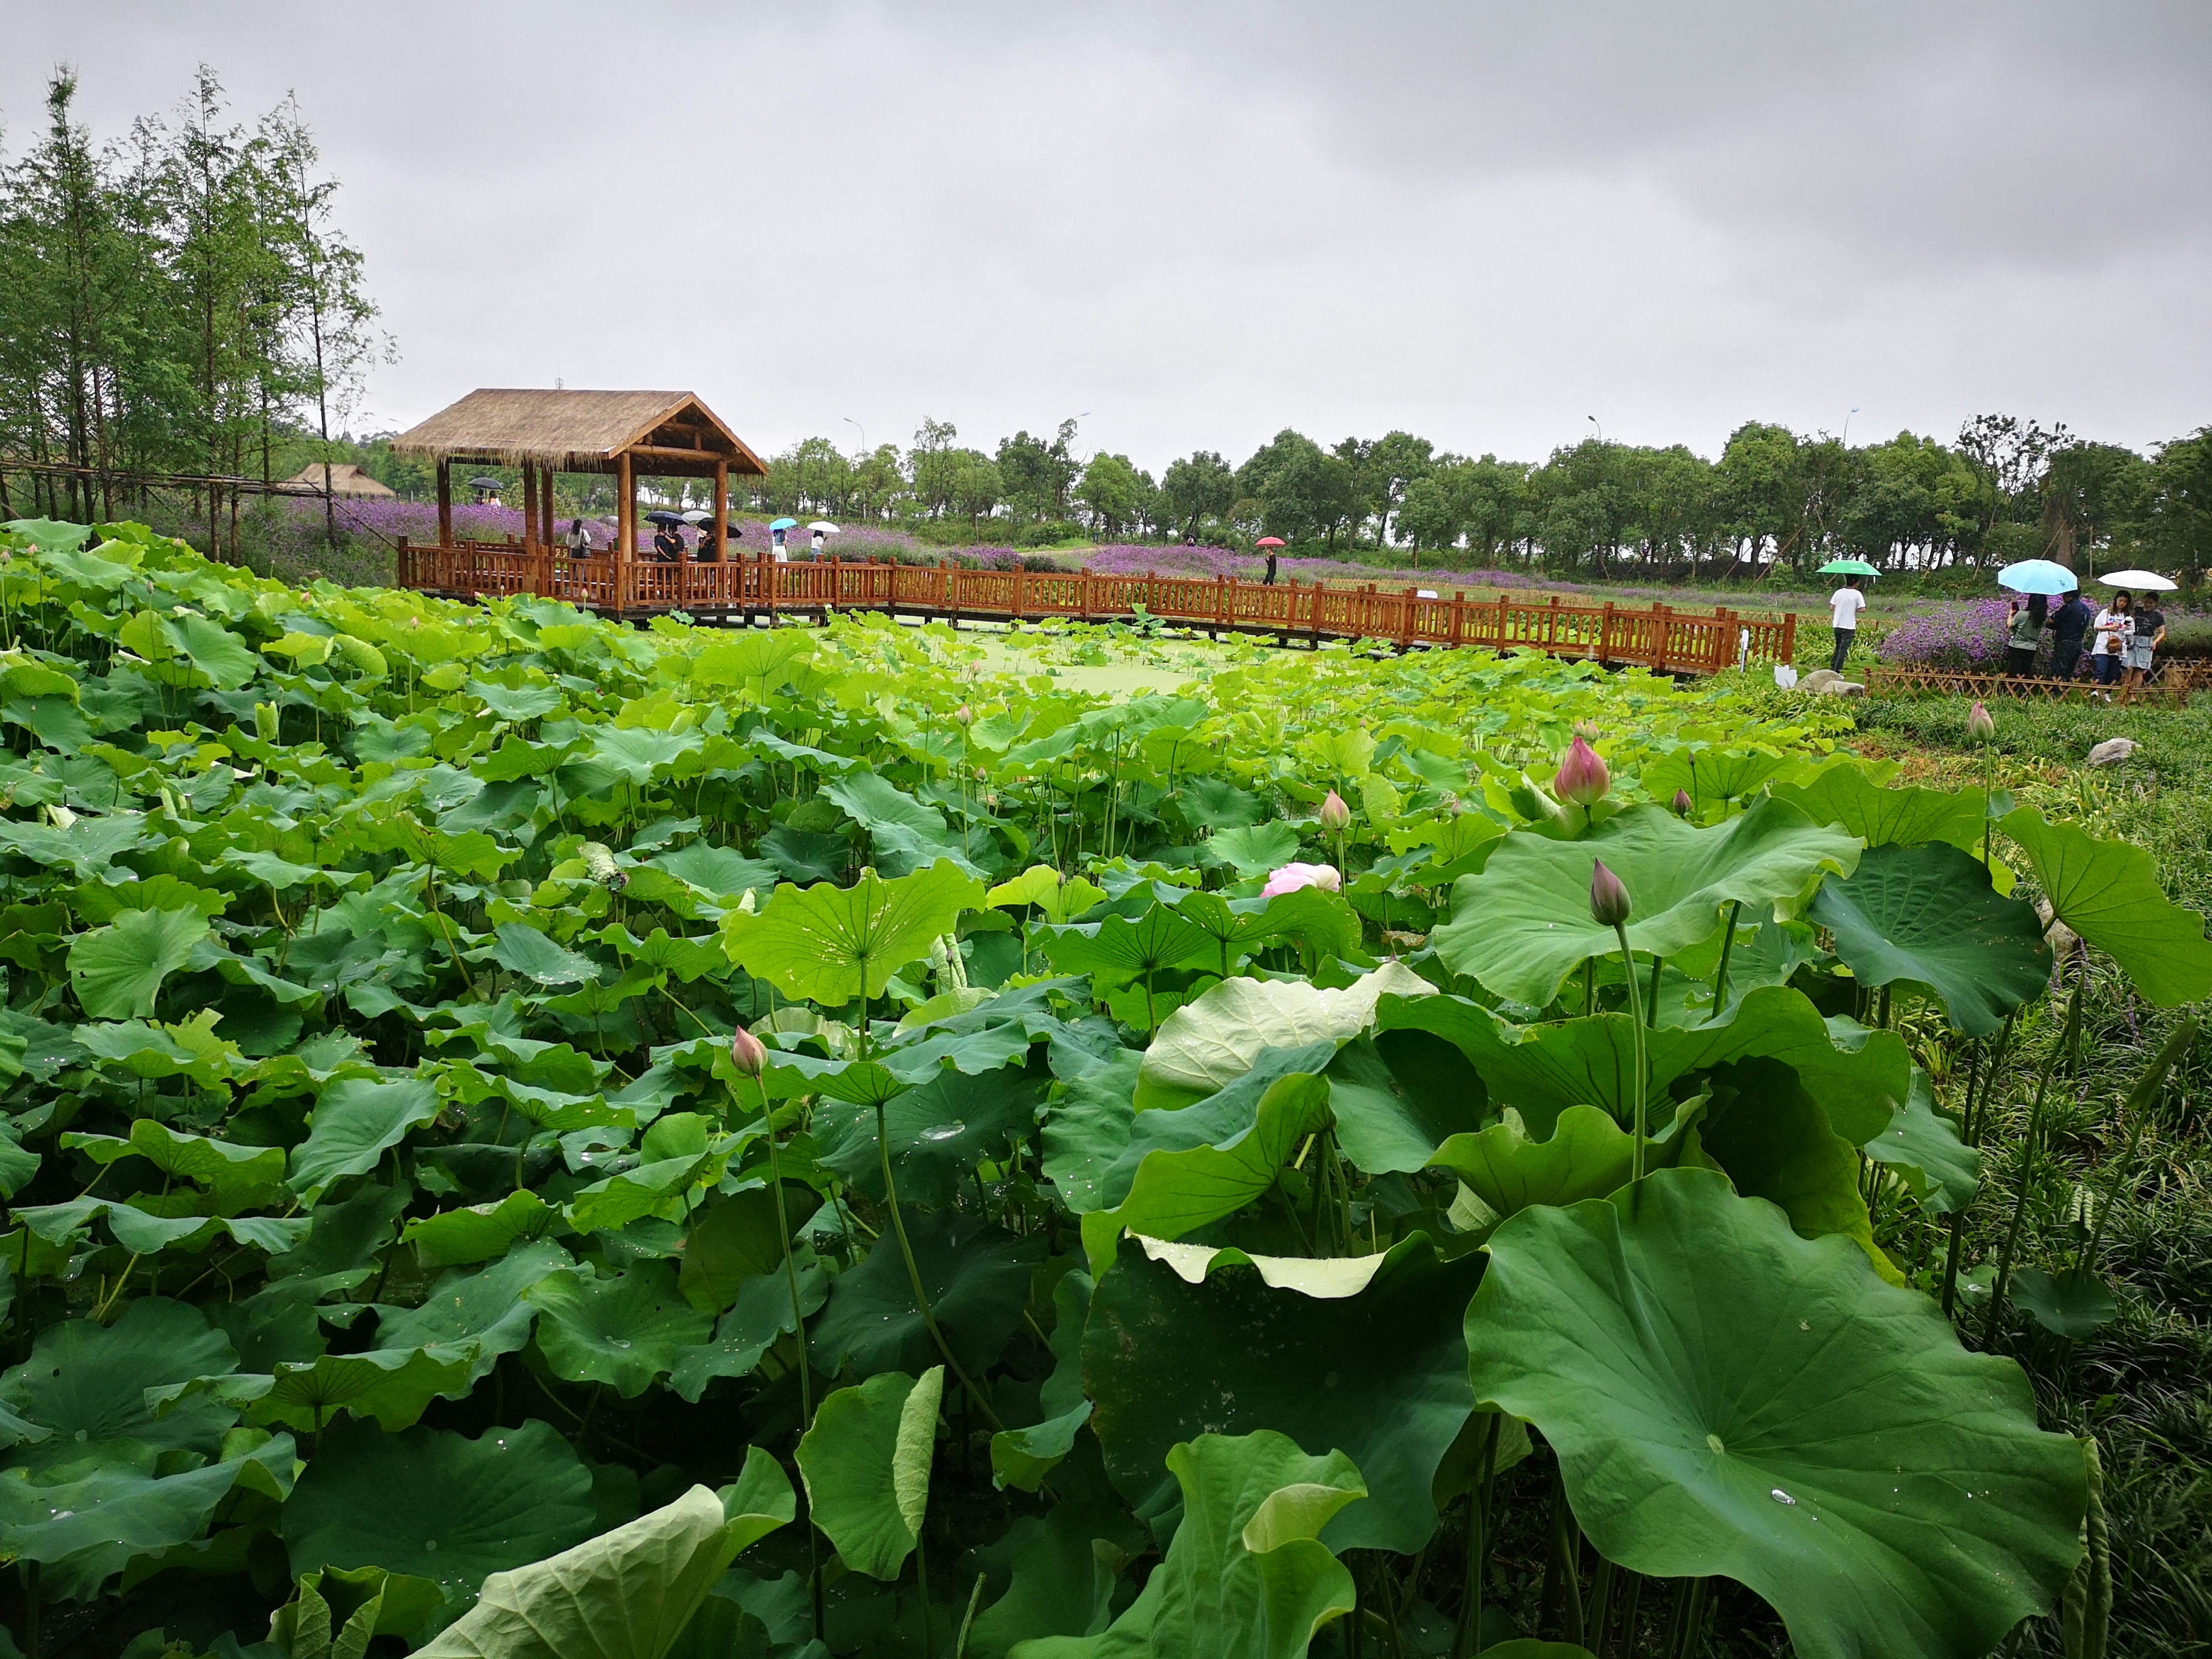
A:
0;810;145;879
797;1366;944;1581
816;1063;1048;1207
1080;1044;1330;1218
1324;1035;1487;1176
375;1239;577;1380
527;1261;714;1398
677;1184;820;1313
489;922;598;987
1034;907;1222;994
2000;806;2212;1007
693;629;814;688
1014;1431;1363;1659
62;1118;286;1198
2010;1266;2119;1341
1081;1069;1334;1273
1641;745;1794;816
669;1252;828;1403
414;1484;757;1659
823;773;984;878
1434;799;1860;1007
813;1210;1043;1379
562;1155;714;1235
1772;765;1988;853
651;841;782;901
0;1298;240;1470
1694;1060;1893;1281
1464;1168;2087;1659
166;612;260;689
404;1190;560;1268
1204;822;1302;879
1379;984;1908;1144
66;905;208;1019
966;1504;1149;1659
1428;1105;1636;1219
1807;843;2049;1036
246;1346;480;1433
720;861;985;1008
0;1432;295;1601
289;1076;441;1198
1135;961;1434;1111
1863;1071;1979;1215
283;1419;598;1611
1085;1234;1476;1554
1041;1048;1145;1215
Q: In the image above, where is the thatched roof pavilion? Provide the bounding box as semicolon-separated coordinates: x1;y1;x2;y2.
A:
389;389;765;560
277;462;396;498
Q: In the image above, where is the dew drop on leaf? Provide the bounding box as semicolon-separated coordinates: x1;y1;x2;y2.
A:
1769;1489;1796;1506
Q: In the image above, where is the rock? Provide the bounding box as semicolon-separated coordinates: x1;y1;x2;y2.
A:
1814;678;1867;697
2086;737;2137;767
2035;899;2080;958
1799;668;1843;692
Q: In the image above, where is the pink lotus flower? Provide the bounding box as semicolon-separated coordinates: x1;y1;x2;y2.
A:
1553;736;1610;807
729;1025;768;1078
1262;861;1342;897
1589;858;1632;927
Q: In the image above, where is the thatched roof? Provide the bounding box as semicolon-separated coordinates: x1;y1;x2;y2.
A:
276;462;396;498
387;389;765;477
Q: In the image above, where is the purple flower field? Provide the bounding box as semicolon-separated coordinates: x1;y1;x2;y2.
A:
1878;597;2206;668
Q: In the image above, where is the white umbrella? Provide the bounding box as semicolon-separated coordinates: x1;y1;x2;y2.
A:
680;509;714;525
2097;569;2177;591
808;521;840;534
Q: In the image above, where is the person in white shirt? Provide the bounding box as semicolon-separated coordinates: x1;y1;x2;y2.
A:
2090;592;2133;692
1828;577;1867;672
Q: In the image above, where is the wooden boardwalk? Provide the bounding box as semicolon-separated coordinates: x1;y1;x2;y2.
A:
395;539;1795;675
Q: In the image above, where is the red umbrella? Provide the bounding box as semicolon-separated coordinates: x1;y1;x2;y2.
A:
1256;537;1286;549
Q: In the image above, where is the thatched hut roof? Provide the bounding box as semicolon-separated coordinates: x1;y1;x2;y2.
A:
387;389;765;477
276;463;396;498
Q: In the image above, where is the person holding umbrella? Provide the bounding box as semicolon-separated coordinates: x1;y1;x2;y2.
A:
649;512;685;563
769;517;797;563
809;521;839;559
1258;536;1285;585
2090;592;2133;692
2005;593;2048;676
2100;569;2176;694
1818;559;1879;672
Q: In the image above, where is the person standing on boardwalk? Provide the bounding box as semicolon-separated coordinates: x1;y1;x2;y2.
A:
2048;588;2091;681
566;517;594;558
2122;598;2166;695
1827;575;1866;672
2091;591;2133;693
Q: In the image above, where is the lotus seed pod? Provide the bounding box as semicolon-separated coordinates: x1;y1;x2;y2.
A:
1589;857;1632;927
580;842;625;890
1553;736;1610;807
1672;789;1694;817
1319;789;1352;833
728;1025;768;1078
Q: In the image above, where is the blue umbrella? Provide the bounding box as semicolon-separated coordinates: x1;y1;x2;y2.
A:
1997;559;2077;596
769;517;799;531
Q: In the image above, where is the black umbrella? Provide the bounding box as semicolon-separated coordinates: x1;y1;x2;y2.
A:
644;511;687;527
467;477;504;492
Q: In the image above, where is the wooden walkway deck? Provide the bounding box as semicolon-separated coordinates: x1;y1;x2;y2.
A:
394;539;1795;675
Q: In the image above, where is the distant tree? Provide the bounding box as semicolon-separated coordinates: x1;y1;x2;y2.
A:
996;425;1078;525
1077;452;1143;537
909;417;962;516
948;451;1002;528
2039;440;2148;572
1365;430;1434;545
1158;449;1235;538
1396;473;1457;557
2133;429;2212;586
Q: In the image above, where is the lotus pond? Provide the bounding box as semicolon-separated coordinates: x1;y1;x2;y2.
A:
0;519;2206;1659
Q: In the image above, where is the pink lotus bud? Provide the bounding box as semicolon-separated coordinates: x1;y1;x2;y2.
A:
729;1025;768;1078
1589;859;1632;927
1671;789;1694;817
953;704;974;726
1261;861;1342;898
1318;789;1352;833
1553;736;1610;807
1966;700;1995;742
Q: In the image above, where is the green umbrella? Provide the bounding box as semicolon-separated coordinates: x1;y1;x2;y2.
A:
1818;558;1880;577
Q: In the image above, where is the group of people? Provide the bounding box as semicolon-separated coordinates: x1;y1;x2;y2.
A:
560;518;837;565
1826;571;2167;694
2004;589;2165;691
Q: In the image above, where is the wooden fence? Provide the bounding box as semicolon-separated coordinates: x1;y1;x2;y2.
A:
394;538;1795;675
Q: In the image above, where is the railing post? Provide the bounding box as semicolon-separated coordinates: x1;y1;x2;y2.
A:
763;547;778;627
1449;588;1465;648
1496;595;1510;654
1600;600;1615;664
1399;587;1418;648
1652;602;1671;674
1714;606;1735;670
1781;609;1796;665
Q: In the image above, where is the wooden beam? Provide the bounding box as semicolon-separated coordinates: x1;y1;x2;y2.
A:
617;451;634;608
712;458;728;565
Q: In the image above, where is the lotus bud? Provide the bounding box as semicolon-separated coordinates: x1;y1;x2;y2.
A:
728;1025;768;1079
1589;858;1632;927
1262;861;1342;898
253;701;280;743
1671;789;1694;818
1553;736;1610;808
1319;789;1352;833
953;704;974;726
1966;700;1996;742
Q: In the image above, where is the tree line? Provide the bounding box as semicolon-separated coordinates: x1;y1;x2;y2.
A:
736;412;2211;581
0;68;382;559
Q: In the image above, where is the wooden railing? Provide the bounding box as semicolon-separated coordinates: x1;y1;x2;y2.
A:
394;538;1797;675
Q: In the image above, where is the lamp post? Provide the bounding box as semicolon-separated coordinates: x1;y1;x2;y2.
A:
1587;414;1603;444
1842;406;1861;447
842;416;866;457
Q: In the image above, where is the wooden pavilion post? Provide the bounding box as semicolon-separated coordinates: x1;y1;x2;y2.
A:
541;467;556;552
617;452;635;614
435;458;452;547
519;460;535;549
712;458;728;568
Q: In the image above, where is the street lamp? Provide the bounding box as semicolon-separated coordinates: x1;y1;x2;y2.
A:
842;416;867;457
1842;406;1861;446
1587;415;1604;444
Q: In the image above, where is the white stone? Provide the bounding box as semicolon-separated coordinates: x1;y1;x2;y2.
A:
2086;737;2138;766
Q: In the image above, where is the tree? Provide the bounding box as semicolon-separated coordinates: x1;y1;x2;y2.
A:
1365;430;1435;545
1076;452;1143;537
2039;440;2148;572
2133;429;2212;587
996;426;1079;525
1158;450;1235;538
1397;473;1457;557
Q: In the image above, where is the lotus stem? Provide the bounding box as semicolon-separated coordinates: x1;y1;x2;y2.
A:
1612;921;1651;1181
747;1076;814;1434
1984;982;2082;1346
1671;1576;1712;1659
876;1100;1005;1430
1454;1413;1503;1659
955;1571;988;1659
2079;1017;2195;1274
1646;954;1664;1028
1587;1558;1617;1656
1545;1461;1586;1647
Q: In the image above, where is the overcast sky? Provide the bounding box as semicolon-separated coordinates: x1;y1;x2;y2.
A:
7;2;2209;472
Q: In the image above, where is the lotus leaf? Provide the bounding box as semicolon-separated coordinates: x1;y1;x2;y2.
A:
1464;1168;2088;1659
1863;1071;1979;1215
2000;806;2212;1007
289;1076;442;1198
721;860;985;1007
814;1209;1044;1378
527;1262;714;1396
797;1366;945;1581
66;903;207;1019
